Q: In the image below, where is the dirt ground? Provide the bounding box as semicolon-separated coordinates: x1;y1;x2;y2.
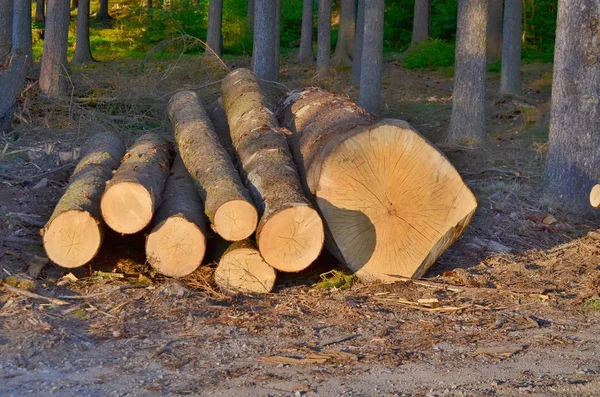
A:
1;56;599;396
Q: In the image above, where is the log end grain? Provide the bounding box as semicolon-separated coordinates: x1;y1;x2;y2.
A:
101;181;154;234
213;199;259;241
590;184;600;208
215;245;276;294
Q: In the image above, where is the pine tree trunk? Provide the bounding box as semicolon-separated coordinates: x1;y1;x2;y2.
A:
0;55;28;132
0;0;13;60
331;0;355;66
146;156;208;278
487;0;503;60
447;0;488;145
543;0;600;213
316;0;332;71
42;133;126;268
35;0;45;24
297;0;313;63
352;0;365;83
247;0;254;32
12;0;33;62
499;0;521;95
168;90;258;241
276;88;477;281
409;0;430;50
358;0;384;114
252;0;278;81
205;0;223;57
101;133;174;234
39;0;70;98
274;0;280;72
221;68;325;272
96;0;111;20
72;0;95;64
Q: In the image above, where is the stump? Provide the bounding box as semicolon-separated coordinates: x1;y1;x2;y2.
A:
42;133;126;268
276;88;478;281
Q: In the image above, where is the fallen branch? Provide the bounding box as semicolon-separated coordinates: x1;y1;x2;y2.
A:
2;284;70;305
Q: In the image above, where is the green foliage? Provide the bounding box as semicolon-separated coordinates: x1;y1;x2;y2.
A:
522;0;557;63
315;269;357;290
403;39;455;70
431;0;458;41
383;0;414;52
487;59;501;73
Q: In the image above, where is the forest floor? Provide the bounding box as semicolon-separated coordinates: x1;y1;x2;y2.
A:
1;56;599;396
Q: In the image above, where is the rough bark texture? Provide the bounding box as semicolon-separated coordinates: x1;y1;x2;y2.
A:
331;0;355;66
542;0;600;213
96;0;111;20
168;90;258;241
42;133;126;268
499;0;522;95
12;0;33;61
205;0;223;57
221;68;324;272
0;0;13;60
447;0;488;145
101;133;173;234
39;0;70;98
252;0;278;81
316;0;332;71
146;156;208;278
409;0;431;49
35;0;45;23
352;0;365;83
487;0;503;60
297;0;313;63
72;0;95;64
358;0;384;114
0;55;27;132
276;88;477;281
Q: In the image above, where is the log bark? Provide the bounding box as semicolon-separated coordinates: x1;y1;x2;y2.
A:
276;88;477;281
72;0;95;64
0;55;28;132
0;0;13;60
42;133;126;268
352;0;365;83
101;133;173;234
214;239;276;294
221;68;324;272
316;0;332;71
499;0;521;95
146;156;207;278
297;0;313;63
39;0;70;98
331;0;355;66
358;0;384;114
12;0;33;61
168;90;258;241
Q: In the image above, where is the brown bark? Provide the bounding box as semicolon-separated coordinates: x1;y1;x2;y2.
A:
39;0;70;98
168;90;258;241
72;0;95;64
0;55;28;132
42;133;126;268
221;68;324;272
276;88;477;281
0;0;12;61
101;133;174;234
487;0;503;60
146;156;208;278
331;0;355;66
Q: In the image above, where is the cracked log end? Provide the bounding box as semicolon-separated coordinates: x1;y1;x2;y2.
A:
214;200;259;242
215;242;276;294
101;181;154;234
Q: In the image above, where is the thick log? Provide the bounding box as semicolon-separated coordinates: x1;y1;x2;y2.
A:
590;185;600;209
42;133;126;268
276;88;478;281
221;68;324;272
214;239;276;294
168;90;258;241
101;133;173;234
146;156;207;278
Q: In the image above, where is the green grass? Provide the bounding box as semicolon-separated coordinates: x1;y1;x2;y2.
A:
587;297;600;312
315;269;357;291
403;39;455;70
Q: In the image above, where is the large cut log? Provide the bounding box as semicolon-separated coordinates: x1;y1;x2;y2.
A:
0;55;28;132
590;185;600;208
42;133;126;268
168;90;258;241
221;68;325;272
276;88;478;281
101;133;173;234
146;156;208;278
214;240;276;294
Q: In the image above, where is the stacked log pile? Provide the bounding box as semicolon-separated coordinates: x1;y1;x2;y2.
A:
42;68;477;293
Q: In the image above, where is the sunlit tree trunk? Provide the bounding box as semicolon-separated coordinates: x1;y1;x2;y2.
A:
73;0;95;64
409;0;430;50
96;0;111;20
35;0;45;23
12;0;33;62
297;0;313;62
40;0;70;98
0;0;13;60
206;0;223;57
487;0;503;60
358;0;384;114
447;0;488;145
316;0;332;71
352;0;365;83
252;0;278;81
331;0;355;66
499;0;521;95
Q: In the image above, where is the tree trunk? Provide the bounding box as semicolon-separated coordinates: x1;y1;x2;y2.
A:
0;0;13;60
96;0;111;20
409;0;431;50
168;90;258;241
446;0;488;145
146;156;208;278
316;0;332;71
499;0;521;95
35;0;45;24
12;0;33;62
39;0;70;98
543;0;600;213
276;88;477;281
247;0;254;32
358;0;384;114
42;133;126;268
252;0;278;81
331;0;355;66
352;0;365;83
205;0;223;57
297;0;313;63
100;133;174;234
487;0;503;60
274;0;280;72
72;0;95;64
0;55;27;132
221;69;325;272
214;239;277;294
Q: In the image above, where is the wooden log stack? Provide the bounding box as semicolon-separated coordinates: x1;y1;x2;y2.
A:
42;68;477;293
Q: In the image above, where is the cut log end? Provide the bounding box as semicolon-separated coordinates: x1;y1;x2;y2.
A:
215;246;276;294
42;210;102;268
214;200;259;241
146;216;206;278
316;120;478;281
590;184;600;208
101;181;154;234
257;205;324;272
